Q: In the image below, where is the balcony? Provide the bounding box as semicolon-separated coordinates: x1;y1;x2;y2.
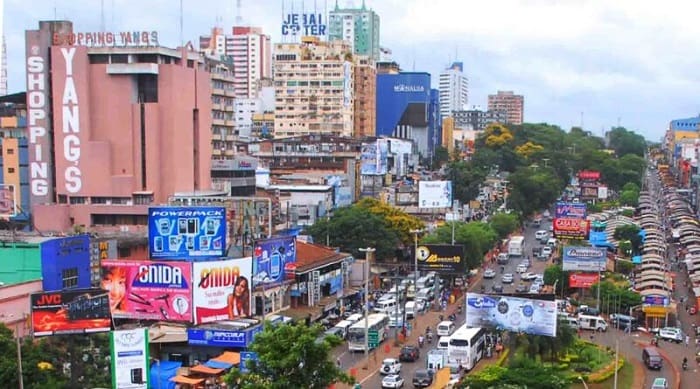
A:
213;118;226;126
212;103;222;111
225;89;237;97
212;88;225;95
211;133;222;141
225;120;235;126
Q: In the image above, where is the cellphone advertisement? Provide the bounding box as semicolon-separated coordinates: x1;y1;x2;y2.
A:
101;260;193;322
110;328;150;389
148;206;227;260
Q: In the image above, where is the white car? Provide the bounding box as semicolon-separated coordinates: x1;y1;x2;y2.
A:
516;264;528;273
658;327;683;343
382;374;405;388
541;246;553;257
520;272;536;281
502;273;514;284
483;269;497;279
529;284;540;294
381;358;402;375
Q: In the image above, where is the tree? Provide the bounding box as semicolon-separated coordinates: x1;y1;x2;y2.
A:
543;264;569;295
422;221;498;270
225;323;353;389
614;224;643;255
446;160;487;204
607;127;646;157
489;213;520;239
590;280;642;314
507;167;564;217
354;198;425;246
432;146;450;168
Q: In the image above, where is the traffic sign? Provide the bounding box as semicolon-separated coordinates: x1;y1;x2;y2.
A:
368;330;379;348
240;351;258;374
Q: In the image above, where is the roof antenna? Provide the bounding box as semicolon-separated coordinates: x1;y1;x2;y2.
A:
100;0;105;32
235;0;243;25
179;0;184;46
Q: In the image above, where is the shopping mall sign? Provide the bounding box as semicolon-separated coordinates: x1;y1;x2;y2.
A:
52;31;159;47
553;218;590;240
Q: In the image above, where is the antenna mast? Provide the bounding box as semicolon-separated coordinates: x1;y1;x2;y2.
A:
236;0;243;25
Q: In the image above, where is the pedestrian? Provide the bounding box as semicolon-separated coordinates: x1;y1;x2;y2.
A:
686;335;690;347
336;357;341;369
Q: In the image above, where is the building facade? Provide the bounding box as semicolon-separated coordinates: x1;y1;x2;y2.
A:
0;93;30;222
26;21;212;233
199;26;272;99
438;62;468;118
487;90;524;125
273;37;354;138
210;156;258;197
206;57;237;159
453;108;507;131
353;56;376;138
328;1;381;62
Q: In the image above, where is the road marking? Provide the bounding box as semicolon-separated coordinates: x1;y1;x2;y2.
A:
359;368;380;384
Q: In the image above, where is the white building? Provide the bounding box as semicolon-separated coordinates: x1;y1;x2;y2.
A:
439;62;469;118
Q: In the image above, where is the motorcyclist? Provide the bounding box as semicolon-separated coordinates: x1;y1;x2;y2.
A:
683;357;688;370
418;335;425;347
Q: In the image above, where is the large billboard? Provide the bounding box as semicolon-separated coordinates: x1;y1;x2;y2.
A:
101;260;193;322
148;206;226;260
376;72;431;138
562;246;607;272
578;170;601;181
465;293;558;337
192;258;253;324
415;244;465;273
41;235;92;291
31;289;111;337
252;236;297;288
555;202;587;219
553;218;590;240
418;180;452;209
568;273;600;288
110;328;150;389
360;140;388;175
0;184;18;219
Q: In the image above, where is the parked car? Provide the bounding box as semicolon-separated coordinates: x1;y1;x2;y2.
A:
516;264;528;273
650;377;668;389
658;327;683;343
492;284;504;293
399;345;420;362
483;269;496;279
541;246;553;257
381;358;402;375
382;374;405;389
515;283;528;293
520;272;536;281
502;273;514;284
412;369;434;388
529;284;540;294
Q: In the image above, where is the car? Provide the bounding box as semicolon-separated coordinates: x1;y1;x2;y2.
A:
658;327;683;343
492;284;504;293
534;274;544;283
520;259;531;267
529;284;540;294
502;273;514;284
381;358;402;375
650;377;668;389
520;272;536;281
382;374;405;389
399;345;420;362
515;283;528;293
541;246;553;257
483;269;496;279
516;264;528;273
412;369;434;388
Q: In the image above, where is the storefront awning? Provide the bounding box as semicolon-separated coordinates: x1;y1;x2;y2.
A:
190;364;224;375
170;375;205;385
203;351;241;370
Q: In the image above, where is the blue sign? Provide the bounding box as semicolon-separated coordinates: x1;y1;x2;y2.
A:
281;12;326;36
40;235;91;291
240;351;258;373
562;246;607;272
187;325;261;348
643;295;669;306
148;206;226;260
252;236;297;287
555;202;587;219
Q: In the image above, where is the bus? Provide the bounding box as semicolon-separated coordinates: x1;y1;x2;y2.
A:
347;313;390;352
447;325;486;371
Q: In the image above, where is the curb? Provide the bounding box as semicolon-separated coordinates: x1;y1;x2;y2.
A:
636;340;681;389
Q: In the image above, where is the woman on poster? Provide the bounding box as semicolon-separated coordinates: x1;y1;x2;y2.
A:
101;266;128;313
227;276;251;318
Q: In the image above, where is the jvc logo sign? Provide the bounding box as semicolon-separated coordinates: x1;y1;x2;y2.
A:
35;294;62;306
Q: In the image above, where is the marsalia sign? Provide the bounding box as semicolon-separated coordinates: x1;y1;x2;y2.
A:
415;244;465;273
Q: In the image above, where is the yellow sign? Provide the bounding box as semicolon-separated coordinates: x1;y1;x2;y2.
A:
643;306;668;317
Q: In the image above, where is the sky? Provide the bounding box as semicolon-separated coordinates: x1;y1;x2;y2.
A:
5;0;700;141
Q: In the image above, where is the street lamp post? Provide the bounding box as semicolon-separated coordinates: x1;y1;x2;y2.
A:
359;247;375;368
578;376;589;389
410;229;424;295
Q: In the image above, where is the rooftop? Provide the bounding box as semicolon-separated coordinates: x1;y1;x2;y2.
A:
295;241;351;272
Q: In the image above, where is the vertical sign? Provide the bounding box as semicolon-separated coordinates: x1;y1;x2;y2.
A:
110;328;150;389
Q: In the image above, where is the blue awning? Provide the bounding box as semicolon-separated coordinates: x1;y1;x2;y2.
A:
205;360;233;369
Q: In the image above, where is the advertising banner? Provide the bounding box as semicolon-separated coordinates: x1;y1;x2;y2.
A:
562;246;607;272
418;180;453;208
415;244;465;273
0;184;18;218
31;289;111;337
187;326;262;348
192;258;253;324
148;206;226;260
643;295;670;306
553;218;590;240
101;260;193;322
110;328;150;389
578;170;601;181
360;140;388;175
465;293;558;337
568;273;600;288
555;202;587;219
581;186;599;198
252;236;297;288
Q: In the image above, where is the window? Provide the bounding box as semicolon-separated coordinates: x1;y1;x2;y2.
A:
62;267;79;289
6;148;13;154
7;167;14;173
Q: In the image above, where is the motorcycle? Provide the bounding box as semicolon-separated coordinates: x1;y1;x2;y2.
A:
448;314;456;322
418;336;425;348
427;333;433;344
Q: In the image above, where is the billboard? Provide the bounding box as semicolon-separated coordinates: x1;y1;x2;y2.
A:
643;295;670;306
555;202;587;219
553;218;590;240
187;325;262;348
41;235;92;291
192;257;253;324
31;289;111;337
578;170;601;181
252;236;297;288
568;273;600;288
101;260;193;322
419;180;452;208
148;206;226;260
281;7;327;37
0;184;18;218
562;246;607;272
415;244;465;273
110;328;150;389
465;293;558;337
360;140;388;175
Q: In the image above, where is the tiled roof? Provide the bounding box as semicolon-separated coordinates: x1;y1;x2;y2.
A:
295;241;351;272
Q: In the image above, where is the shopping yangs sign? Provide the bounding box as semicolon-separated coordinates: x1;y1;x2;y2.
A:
110;328;149;389
555;202;587;219
465;293;558;337
568;273;600;288
101;260;193;322
53;31;159;47
553;218;590;240
31;289;111;337
415;244;465;273
562;246;607;272
252;236;297;288
148;206;226;260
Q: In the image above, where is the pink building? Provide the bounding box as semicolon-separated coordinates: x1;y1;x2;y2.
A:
0;280;43;338
26;21;212;233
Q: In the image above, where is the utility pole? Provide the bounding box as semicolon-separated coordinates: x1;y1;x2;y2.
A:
613;339;619;389
359;247;375;369
410;229;424;299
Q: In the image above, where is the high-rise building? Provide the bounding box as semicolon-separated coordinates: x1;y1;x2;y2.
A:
273;36;354;138
328;0;380;62
453;108;506;131
487;90;524;125
205;57;236;159
438;62;468;118
353;56;376;138
26;21;212;233
199;26;272;98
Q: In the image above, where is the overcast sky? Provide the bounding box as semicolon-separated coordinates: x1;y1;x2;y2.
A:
6;0;700;140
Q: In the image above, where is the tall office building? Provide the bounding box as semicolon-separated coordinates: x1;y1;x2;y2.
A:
354;56;376;138
205;57;236;159
273;37;354;138
438;62;468;118
199;26;272;98
328;0;380;62
487;90;524;125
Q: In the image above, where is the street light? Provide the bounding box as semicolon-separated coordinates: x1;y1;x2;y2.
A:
578;376;589;389
358;247;375;368
410;229;424;296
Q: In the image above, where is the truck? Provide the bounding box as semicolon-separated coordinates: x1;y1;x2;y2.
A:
426;349;448;371
508;236;525;257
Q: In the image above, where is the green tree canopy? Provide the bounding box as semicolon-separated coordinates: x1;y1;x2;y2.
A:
489;213;520;239
422;221;498;270
607;126;646;157
590;279;642;314
354;198;425;245
613;224;643;255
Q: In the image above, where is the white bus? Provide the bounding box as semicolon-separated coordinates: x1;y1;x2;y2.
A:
447;325;486;371
347;313;390;352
